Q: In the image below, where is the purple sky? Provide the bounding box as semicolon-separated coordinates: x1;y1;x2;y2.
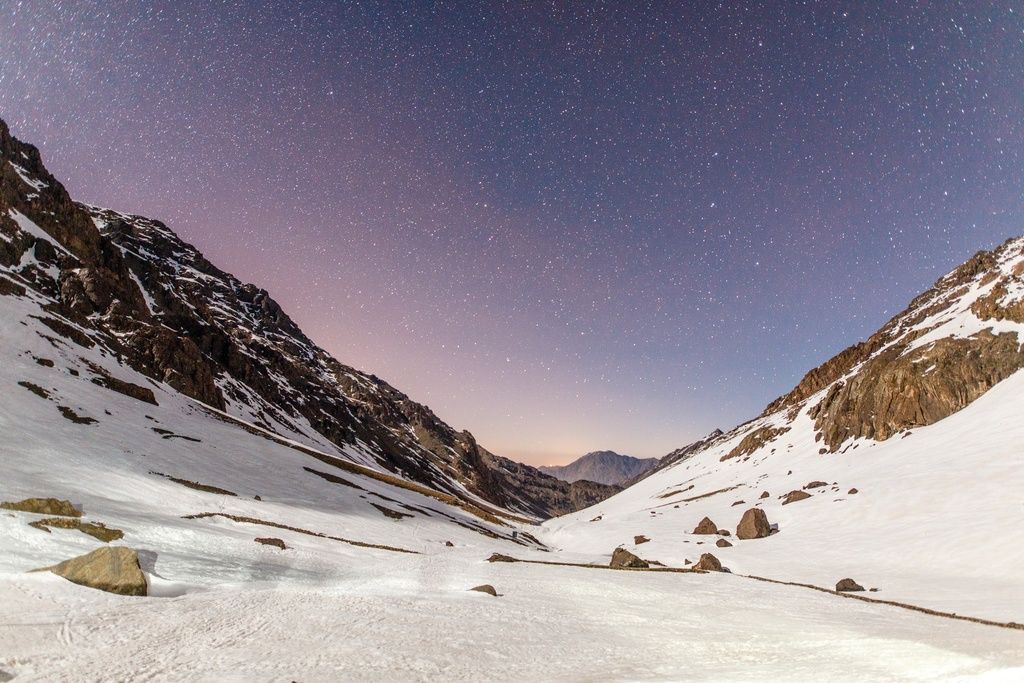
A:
2;1;1022;464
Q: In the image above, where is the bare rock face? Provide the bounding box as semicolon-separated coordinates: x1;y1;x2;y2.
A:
716;538;732;548
634;535;650;545
810;331;1024;450
759;491;770;499
804;481;828;490
736;508;771;540
781;490;811;505
694;553;724;572
255;537;286;550
470;584;498;596
693;517;719;534
36;547;147;596
610;547;649;569
722;426;789;461
1;498;80;517
836;578;865;592
763;237;1024;452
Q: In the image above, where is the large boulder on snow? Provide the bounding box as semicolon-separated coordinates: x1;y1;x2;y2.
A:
610;547;649;569
694;553;725;572
692;516;718;534
836;578;865;592
35;546;147;596
736;508;772;540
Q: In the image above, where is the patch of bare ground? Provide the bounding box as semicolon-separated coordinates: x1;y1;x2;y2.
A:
57;405;97;425
370;503;413;521
28;517;124;542
149;471;237;496
182;512;418;554
17;380;50;399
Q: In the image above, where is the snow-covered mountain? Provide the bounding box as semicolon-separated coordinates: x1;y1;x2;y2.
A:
0;117;615;521
539;450;658;486
542;235;1024;622
2;118;1023;679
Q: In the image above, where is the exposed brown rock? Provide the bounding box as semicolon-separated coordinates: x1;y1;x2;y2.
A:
716;538;732;548
781;490;812;505
804;481;828;489
836;578;865;592
722;425;789;461
255;537;287;550
693;516;718;534
610;547;649;569
759;491;770;499
28;517;123;542
444;541;454;547
634;534;650;545
487;553;518;563
470;584;498;596
848;488;858;495
1;497;80;517
694;553;724;572
35;546;147;596
736;507;772;539
90;373;157;405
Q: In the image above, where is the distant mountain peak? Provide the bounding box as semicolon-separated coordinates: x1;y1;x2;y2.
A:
539;450;659;486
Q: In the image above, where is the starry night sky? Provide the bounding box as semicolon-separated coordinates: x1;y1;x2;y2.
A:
2;1;1023;464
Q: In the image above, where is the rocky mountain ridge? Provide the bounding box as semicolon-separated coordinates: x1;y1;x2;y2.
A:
539;450;658;486
0;118;616;520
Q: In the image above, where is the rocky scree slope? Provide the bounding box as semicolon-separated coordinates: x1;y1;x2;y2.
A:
0;118;614;520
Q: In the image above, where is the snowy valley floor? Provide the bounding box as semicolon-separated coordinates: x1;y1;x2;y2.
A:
2;546;1024;683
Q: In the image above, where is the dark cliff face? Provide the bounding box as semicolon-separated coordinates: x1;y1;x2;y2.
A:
0;118;615;520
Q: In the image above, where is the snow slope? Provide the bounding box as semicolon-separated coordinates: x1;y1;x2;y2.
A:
541;239;1024;625
2;240;1023;679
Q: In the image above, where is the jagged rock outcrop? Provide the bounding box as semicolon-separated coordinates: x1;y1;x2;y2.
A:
764;237;1024;451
